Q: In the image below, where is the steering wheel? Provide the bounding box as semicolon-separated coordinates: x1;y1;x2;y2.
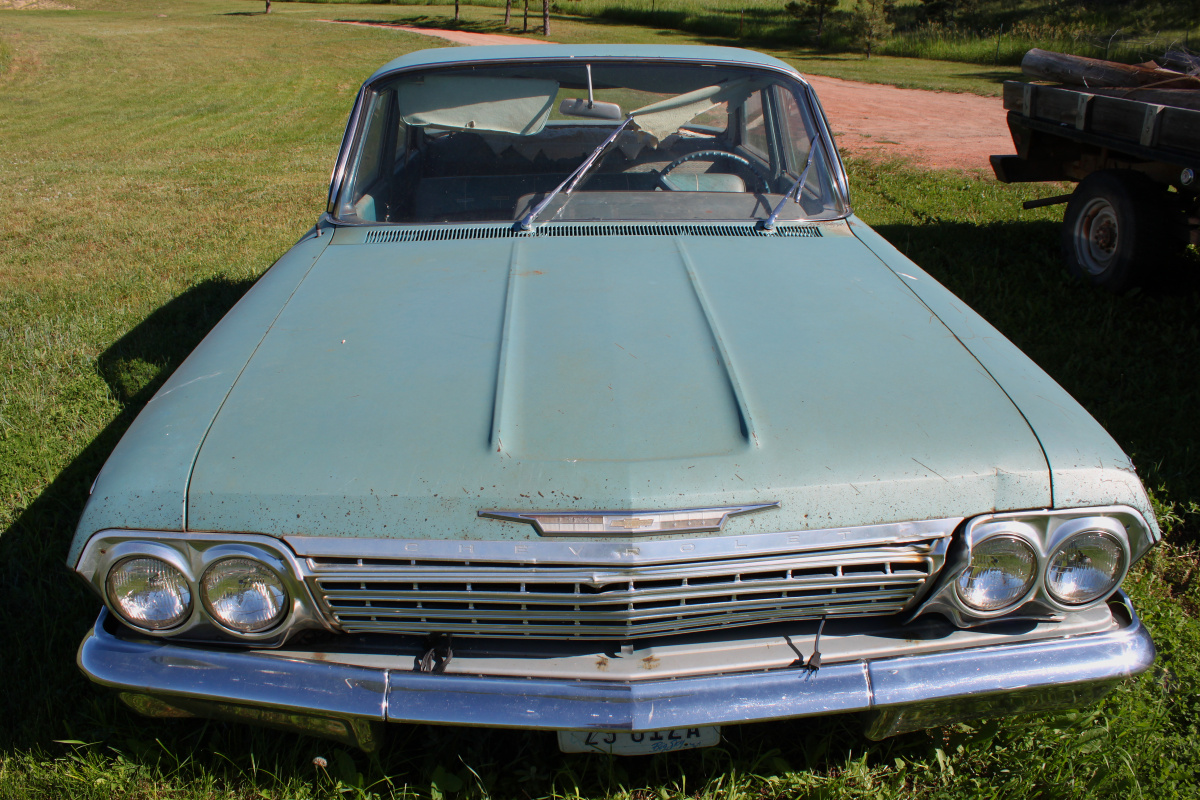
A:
656;150;771;193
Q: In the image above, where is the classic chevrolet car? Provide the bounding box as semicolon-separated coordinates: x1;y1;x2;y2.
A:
71;45;1159;756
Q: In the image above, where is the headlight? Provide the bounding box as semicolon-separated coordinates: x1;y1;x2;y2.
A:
1046;531;1125;605
107;557;192;631
956;535;1037;612
201;557;289;633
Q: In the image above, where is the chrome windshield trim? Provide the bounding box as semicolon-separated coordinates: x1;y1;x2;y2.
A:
327;87;369;216
802;82;851;212
284;516;962;565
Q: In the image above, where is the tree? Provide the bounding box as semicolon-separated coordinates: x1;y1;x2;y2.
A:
920;0;974;25
504;0;511;27
853;0;892;58
454;0;460;21
543;0;550;34
264;0;270;13
784;0;837;42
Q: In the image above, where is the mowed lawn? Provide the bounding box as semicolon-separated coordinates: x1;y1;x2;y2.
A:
1;2;1199;798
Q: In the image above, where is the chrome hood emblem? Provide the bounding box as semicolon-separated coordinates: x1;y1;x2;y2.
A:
478;503;780;536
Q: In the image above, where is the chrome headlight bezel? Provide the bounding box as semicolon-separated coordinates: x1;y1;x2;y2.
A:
914;506;1145;627
954;532;1039;613
200;555;292;635
1044;528;1128;606
105;550;194;632
75;531;329;645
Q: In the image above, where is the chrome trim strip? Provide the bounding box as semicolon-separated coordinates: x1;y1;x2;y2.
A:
79;593;1153;739
477;503;779;536
286;516;961;564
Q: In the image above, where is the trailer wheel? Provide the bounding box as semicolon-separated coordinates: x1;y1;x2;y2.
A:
1061;170;1165;291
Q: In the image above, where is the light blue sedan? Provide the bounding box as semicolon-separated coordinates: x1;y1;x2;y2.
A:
70;45;1158;756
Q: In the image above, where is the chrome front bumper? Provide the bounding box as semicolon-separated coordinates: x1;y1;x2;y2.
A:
79;593;1155;752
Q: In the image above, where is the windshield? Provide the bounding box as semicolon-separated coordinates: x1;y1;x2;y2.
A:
334;61;847;225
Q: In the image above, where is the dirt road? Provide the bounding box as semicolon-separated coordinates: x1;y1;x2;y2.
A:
319;21;1015;171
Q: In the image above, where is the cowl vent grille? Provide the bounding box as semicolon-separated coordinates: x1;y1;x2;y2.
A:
363;223;822;244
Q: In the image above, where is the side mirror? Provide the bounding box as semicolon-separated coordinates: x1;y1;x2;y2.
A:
559;98;623;120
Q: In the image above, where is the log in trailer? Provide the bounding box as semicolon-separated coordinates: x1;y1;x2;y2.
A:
991;50;1200;291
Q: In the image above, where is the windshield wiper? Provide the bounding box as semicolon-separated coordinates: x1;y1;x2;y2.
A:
516;116;634;232
759;139;818;232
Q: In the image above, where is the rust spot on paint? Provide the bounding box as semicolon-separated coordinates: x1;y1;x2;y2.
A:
640;655;661;671
595;656;609;671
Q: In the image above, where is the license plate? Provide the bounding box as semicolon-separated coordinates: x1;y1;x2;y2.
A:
557;726;720;755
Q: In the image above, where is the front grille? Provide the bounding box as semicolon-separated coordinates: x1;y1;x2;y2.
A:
306;542;939;640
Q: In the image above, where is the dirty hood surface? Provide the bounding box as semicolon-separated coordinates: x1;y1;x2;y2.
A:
186;230;1050;541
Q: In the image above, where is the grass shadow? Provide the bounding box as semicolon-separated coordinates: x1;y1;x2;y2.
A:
0;276;255;751
342;14;581;36
963;69;1024;84
873;216;1200;540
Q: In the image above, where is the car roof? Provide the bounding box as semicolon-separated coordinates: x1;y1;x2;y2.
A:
366;44;803;83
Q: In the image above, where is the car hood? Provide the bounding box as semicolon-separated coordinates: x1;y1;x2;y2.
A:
185;224;1050;540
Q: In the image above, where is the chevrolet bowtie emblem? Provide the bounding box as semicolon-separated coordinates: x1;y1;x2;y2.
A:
608;517;654;529
477;504;780;536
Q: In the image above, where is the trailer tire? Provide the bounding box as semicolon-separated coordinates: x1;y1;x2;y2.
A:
1061;170;1166;292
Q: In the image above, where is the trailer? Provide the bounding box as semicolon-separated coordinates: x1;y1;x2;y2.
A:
991;49;1200;291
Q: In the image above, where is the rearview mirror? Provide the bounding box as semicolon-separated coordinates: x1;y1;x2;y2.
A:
559;98;623;120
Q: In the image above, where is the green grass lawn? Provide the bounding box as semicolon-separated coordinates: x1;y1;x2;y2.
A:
1;2;1199;798
289;2;1022;95
287;0;1200;67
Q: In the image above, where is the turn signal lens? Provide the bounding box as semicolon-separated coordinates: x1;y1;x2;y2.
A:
201;558;288;633
107;557;192;630
957;535;1037;612
1046;531;1125;605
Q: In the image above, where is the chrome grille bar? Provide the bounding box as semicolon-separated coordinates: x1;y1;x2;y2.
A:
303;531;951;640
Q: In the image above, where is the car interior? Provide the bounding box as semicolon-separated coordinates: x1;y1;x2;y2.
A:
336;64;834;224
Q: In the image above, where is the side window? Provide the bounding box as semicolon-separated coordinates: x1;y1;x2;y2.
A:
772;84;841;216
688;101;732;133
775;86;818;176
355;92;391;185
339;90;395;220
742;89;769;159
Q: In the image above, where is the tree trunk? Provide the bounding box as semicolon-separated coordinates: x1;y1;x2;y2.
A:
523;0;529;32
454;0;460;21
542;0;549;35
1022;48;1200;90
265;0;270;13
504;0;511;27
